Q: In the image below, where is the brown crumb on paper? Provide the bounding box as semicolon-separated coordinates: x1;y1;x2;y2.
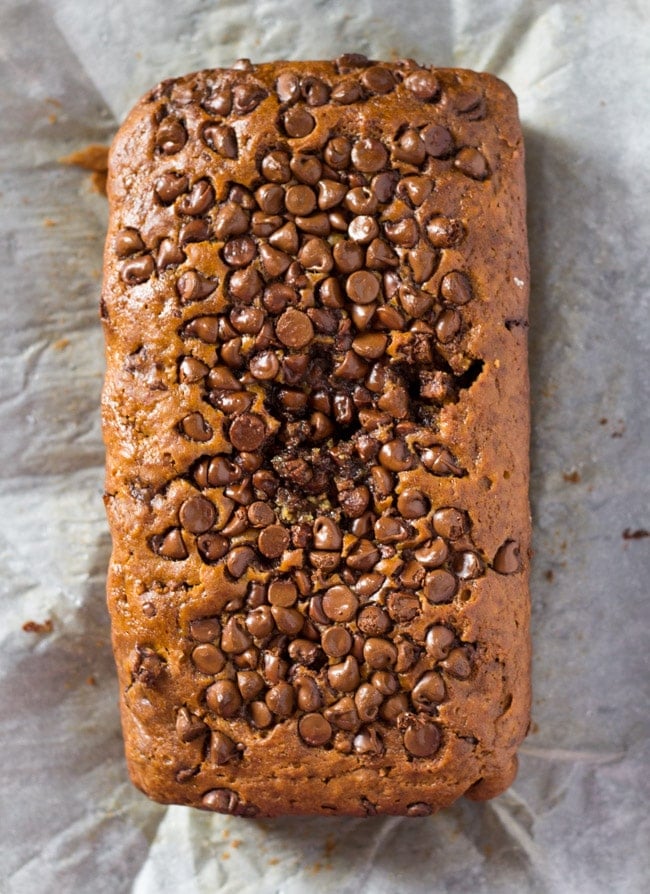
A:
59;144;110;196
622;528;649;540
22;619;53;634
562;470;581;483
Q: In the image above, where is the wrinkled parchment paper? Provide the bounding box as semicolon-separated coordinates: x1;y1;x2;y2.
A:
1;1;649;891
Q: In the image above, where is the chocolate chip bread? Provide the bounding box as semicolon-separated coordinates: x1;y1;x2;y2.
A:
101;55;531;817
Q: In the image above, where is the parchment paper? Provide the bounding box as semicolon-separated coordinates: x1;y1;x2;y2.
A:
1;1;649;892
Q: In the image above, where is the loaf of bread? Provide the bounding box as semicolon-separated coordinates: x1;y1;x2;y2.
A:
101;55;530;817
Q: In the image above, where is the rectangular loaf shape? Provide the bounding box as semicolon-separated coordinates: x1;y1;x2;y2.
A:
101;55;530;817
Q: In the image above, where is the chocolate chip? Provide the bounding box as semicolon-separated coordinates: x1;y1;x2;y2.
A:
324;137;351;169
276;71;300;103
380;692;409;724
180;412;213;442
397;489;428;518
414;538;449;568
179;356;209;384
348;215;380;244
327;655;361;692
312;517;342;550
408;244;437;283
425;625;455;660
179;495;216;534
331;79;363;105
156;238;185;271
378;439;413;471
421;123;454;158
267;578;297;607
394;129;426;165
190;617;221;642
454;147;489;180
322;585;358;622
206;679;242;718
249;701;273;728
210;730;239;766
357;605;391;637
364;239;398;272
386;591;420;623
291;154;323;184
259;244;291;277
266;681;294;716
333;240;363;274
298;237;333;273
269;221;299;253
363;637;397;670
232;82;267;114
351;138;388;172
285;184;317;215
412;671;446;712
353;727;383;755
493;540;521;574
246;605;275;638
452;550;485;579
223;236;256;267
229;413;265;451
440;271;473;307
374;516;409;544
258;524;290;558
421;446;464;476
336;53;370;72
441;647;472;679
275;308;314;348
261;150;291;183
403;721;440;757
192;643;226;674
202;123;238;158
154;171;189;204
340;485;371;519
295;676;322;712
423;569;457;604
179;218;211;245
433;507;469;540
361;66;395;94
156;117;187;154
384;218;419;247
355;683;384;722
120;255;154;285
299;713;332;746
301;76;330;107
176;707;208;742
398;176;433;207
197;532;228;563
176;270;216;303
213;203;249;239
346;270;379;304
115;228;144;257
226;544;255;578
178;179;215;216
325;696;360;731
404;70;440;102
426;216;465;248
256;183;285;213
203;84;232;115
435;308;462;343
321;626;353;658
318;179;347;210
346;187;378;215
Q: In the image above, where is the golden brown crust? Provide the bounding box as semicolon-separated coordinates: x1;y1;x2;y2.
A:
102;56;530;817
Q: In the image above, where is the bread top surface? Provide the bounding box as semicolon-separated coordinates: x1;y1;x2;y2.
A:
101;56;530;817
